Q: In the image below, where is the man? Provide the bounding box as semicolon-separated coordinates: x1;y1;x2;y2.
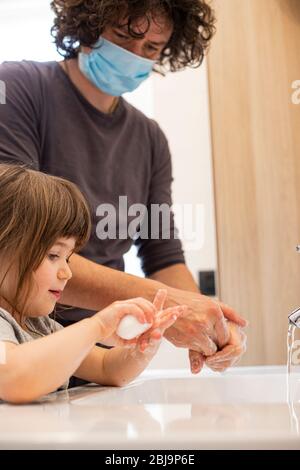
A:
0;0;247;374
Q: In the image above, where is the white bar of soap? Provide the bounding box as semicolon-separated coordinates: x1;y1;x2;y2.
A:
117;315;151;340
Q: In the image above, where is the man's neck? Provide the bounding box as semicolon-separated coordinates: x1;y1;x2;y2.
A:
59;59;117;114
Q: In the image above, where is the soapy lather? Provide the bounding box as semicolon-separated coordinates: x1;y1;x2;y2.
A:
117;315;151;340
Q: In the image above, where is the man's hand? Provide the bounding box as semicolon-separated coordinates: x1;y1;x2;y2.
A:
188;322;247;374
205;321;247;371
163;288;247;372
164;290;246;352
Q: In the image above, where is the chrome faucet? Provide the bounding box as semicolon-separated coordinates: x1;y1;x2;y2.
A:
288;246;300;327
289;307;300;328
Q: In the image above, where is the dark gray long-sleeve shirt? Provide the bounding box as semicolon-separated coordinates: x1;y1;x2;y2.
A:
0;60;185;321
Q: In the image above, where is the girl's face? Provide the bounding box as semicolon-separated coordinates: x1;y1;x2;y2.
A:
28;237;75;317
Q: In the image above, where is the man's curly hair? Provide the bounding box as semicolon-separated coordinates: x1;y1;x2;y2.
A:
50;0;216;71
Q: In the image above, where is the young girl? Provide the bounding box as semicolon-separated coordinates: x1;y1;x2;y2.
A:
0;164;185;404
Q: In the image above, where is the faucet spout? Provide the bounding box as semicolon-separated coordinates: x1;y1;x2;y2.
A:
289;307;300;328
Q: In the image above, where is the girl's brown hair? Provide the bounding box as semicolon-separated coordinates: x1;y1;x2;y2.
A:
50;0;216;72
0;164;91;321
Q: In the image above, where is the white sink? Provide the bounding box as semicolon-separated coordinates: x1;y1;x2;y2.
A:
0;366;300;449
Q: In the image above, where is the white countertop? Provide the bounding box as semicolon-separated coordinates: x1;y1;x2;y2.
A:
1;365;300;450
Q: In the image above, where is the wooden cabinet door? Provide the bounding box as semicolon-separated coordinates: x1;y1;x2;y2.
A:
207;0;300;365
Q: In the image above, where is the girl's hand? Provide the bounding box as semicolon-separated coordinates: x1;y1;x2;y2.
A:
93;296;156;346
134;290;187;355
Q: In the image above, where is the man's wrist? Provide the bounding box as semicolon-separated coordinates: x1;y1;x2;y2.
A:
143;277;167;302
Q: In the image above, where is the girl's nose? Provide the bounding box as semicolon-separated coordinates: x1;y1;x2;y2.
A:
57;265;72;281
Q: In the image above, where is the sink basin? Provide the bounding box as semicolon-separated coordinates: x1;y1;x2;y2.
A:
71;373;287;405
0;366;300;449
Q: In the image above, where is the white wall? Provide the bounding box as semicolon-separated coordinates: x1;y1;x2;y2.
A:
0;0;57;63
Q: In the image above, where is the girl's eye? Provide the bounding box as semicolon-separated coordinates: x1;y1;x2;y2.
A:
48;254;72;264
48;254;59;261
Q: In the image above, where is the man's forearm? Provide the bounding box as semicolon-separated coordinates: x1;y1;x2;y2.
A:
60;253;164;310
149;263;200;293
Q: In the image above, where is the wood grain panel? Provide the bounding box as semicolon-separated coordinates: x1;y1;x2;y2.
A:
207;0;300;364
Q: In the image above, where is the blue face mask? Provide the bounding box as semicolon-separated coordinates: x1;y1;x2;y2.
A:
78;37;155;96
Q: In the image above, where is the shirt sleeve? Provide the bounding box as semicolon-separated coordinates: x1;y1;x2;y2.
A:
134;120;185;276
0;316;19;345
0;61;41;169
